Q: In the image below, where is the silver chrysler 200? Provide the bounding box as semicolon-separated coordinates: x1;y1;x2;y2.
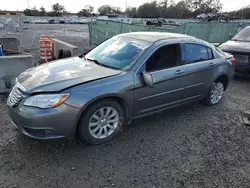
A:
8;32;235;144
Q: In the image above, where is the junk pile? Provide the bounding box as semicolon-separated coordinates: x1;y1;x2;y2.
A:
40;36;79;64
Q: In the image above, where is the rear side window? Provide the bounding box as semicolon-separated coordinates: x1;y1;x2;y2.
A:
214;47;225;58
183;44;214;64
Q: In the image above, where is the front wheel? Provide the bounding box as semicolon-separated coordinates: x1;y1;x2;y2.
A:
78;100;124;145
204;81;224;106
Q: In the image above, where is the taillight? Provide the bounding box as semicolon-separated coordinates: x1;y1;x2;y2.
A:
232;57;236;66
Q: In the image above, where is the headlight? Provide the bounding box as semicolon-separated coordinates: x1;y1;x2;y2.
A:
24;93;70;109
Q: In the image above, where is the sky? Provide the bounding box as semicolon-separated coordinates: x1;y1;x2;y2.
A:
1;0;250;13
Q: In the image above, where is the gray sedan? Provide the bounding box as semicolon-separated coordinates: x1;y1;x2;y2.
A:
219;26;250;74
8;32;235;144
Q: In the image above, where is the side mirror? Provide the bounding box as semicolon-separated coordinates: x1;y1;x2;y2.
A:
142;71;154;88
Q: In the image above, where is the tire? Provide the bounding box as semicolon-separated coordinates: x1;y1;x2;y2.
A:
58;49;72;59
204;81;224;106
78;100;124;145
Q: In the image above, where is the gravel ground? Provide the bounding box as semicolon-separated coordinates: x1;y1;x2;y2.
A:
1;22;250;187
0;77;250;188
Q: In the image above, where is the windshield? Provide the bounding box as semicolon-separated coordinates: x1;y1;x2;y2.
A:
85;36;152;70
232;27;250;42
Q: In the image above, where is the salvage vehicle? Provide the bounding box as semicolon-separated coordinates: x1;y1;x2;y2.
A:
219;26;250;74
8;32;235;144
146;19;162;27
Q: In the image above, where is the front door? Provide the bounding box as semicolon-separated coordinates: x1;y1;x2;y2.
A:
134;43;191;117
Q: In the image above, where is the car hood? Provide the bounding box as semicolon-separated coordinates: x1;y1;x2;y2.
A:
219;40;250;53
17;57;122;94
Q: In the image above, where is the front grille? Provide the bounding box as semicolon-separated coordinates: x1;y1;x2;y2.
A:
7;84;26;107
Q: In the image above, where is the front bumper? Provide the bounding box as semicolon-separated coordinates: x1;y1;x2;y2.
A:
8;102;80;140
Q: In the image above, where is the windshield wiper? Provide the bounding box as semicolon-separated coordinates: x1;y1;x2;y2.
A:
87;58;103;66
86;58;120;70
231;39;243;42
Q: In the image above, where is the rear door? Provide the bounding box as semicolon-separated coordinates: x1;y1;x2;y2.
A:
179;43;221;99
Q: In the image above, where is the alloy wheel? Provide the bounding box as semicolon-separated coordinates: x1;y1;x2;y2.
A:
210;82;224;104
88;107;119;139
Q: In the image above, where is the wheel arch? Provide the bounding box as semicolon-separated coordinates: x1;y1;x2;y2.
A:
215;74;229;90
73;94;130;136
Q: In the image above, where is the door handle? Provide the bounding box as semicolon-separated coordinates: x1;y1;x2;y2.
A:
208;62;216;67
174;70;184;75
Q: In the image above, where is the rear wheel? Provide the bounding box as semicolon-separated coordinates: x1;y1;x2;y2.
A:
204;81;224;105
78;100;124;144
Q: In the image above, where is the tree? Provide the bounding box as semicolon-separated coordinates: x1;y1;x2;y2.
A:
174;1;192;18
126;7;137;18
230;5;250;19
161;0;169;8
51;3;65;16
98;5;114;15
98;5;121;15
23;8;32;16
185;0;222;13
137;1;161;18
39;7;46;16
78;9;89;17
85;5;94;15
23;7;46;16
30;7;40;16
114;7;122;14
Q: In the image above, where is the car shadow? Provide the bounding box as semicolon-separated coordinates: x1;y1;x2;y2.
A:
234;74;250;82
15;102;206;152
3;100;224;177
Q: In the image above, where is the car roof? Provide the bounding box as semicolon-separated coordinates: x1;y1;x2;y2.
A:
118;32;195;42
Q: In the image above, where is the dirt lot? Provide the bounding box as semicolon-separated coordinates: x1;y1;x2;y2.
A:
0;77;250;188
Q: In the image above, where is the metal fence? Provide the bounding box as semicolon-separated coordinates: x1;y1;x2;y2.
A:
89;20;250;45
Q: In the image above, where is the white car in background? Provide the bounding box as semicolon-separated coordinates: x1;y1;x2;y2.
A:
32;19;49;24
69;18;79;24
79;19;90;24
38;19;49;24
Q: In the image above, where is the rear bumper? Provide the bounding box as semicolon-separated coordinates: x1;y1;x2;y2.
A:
235;62;250;74
8;102;80;140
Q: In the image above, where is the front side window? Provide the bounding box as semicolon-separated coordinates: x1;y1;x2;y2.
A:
183;44;213;64
86;36;152;70
146;44;182;72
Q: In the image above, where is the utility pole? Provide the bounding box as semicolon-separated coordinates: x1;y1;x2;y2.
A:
27;0;30;9
125;0;127;16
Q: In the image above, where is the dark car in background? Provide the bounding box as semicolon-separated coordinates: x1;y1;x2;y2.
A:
219;26;250;74
8;32;234;144
146;19;162;27
49;19;55;24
